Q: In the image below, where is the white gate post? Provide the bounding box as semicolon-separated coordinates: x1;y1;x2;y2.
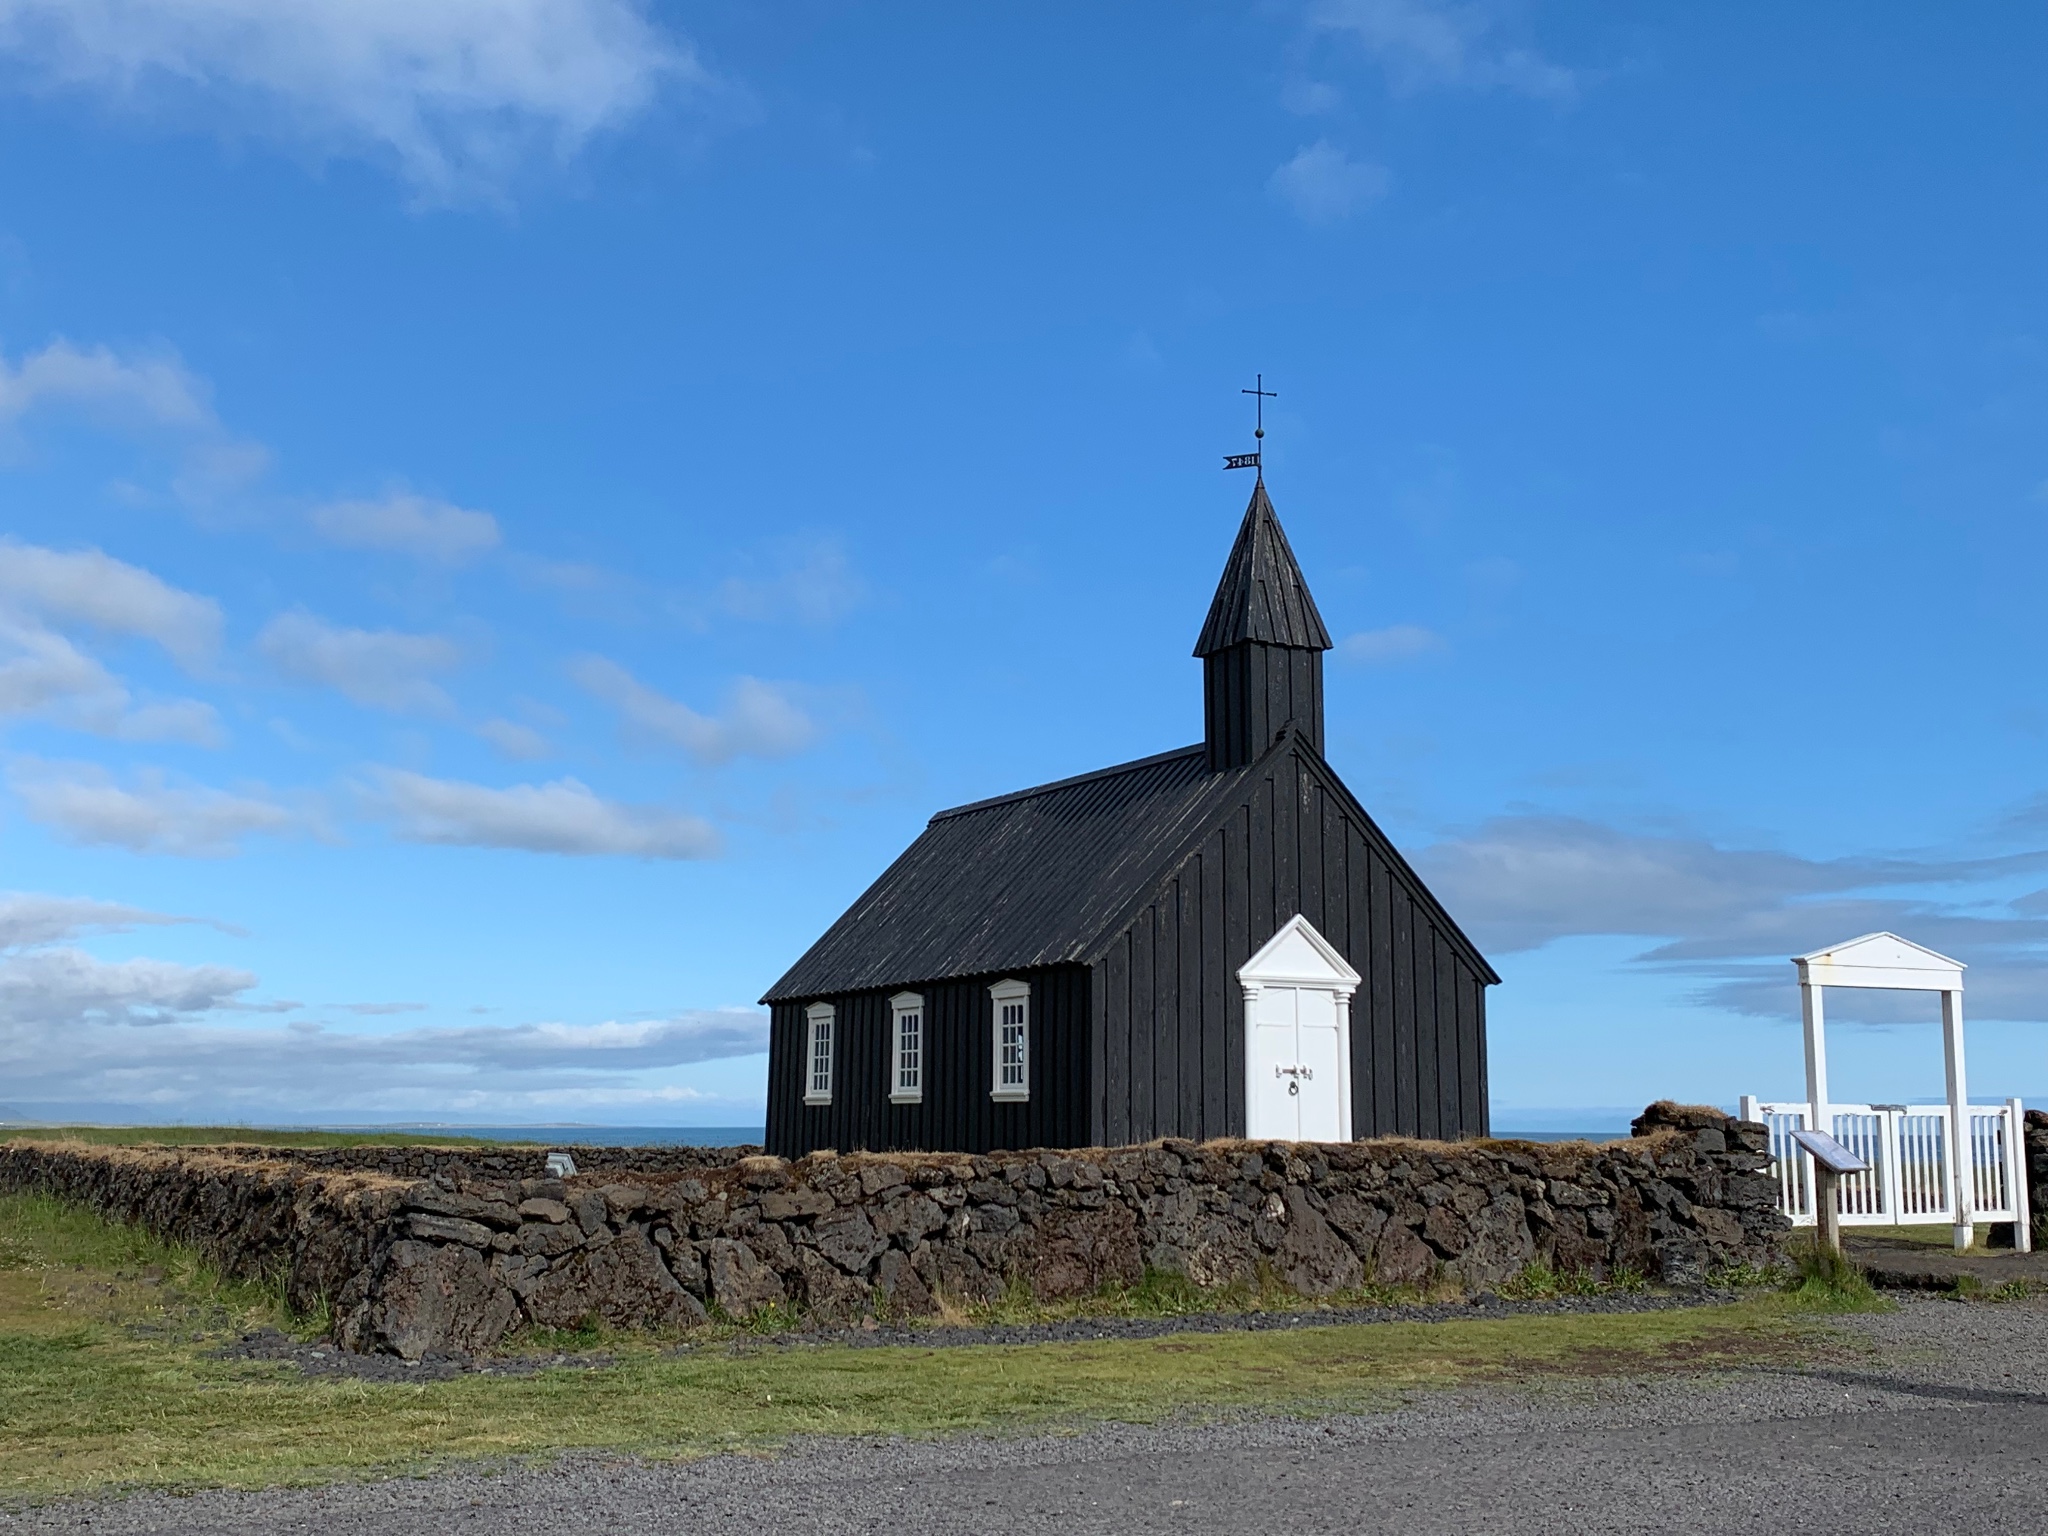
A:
2009;1097;2032;1255
1801;979;1829;1138
1943;987;1972;1251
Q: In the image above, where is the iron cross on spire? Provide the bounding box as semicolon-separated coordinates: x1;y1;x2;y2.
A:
1224;374;1277;479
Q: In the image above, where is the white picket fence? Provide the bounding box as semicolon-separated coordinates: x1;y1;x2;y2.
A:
1739;1096;2032;1251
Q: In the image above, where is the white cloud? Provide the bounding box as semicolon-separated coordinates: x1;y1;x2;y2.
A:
0;0;714;198
9;757;300;855
0;339;269;497
0;615;221;745
0;542;224;743
372;767;718;858
712;539;866;626
1268;140;1390;225
1310;0;1577;99
256;609;461;714
0;336;211;429
1414;813;2048;1020
1282;79;1343;116
571;656;817;766
0;1003;768;1116
477;717;551;760
1339;623;1445;664
309;491;501;564
0;890;200;949
0;883;768;1114
0;537;222;666
0;946;258;1026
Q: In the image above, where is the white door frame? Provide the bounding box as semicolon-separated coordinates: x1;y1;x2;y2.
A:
1793;931;1977;1251
1239;914;1360;1142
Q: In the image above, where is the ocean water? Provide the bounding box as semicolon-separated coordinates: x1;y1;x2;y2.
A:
1490;1130;1629;1143
318;1125;765;1147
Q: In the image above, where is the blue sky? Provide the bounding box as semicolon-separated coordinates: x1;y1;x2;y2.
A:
1;1;2045;1129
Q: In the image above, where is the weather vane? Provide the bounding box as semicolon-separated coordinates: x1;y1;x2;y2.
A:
1224;374;1276;480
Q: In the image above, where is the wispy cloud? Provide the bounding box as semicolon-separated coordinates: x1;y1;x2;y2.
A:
1309;0;1578;100
476;717;551;760
0;0;721;198
1415;814;2048;1021
0;538;222;666
0;339;269;499
9;757;303;855
710;538;866;626
571;656;817;766
0;541;223;744
0;890;209;949
0;945;260;1026
1339;623;1444;664
1268;140;1389;225
0;886;765;1116
255;609;462;715
371;767;719;859
0;616;221;744
308;491;501;564
1;1006;769;1117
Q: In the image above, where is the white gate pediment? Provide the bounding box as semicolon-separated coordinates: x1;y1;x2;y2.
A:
1795;931;1964;992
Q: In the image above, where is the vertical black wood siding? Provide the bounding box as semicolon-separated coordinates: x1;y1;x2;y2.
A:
766;966;1092;1157
1204;642;1324;770
1091;744;1490;1146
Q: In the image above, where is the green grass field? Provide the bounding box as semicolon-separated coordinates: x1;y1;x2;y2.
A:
0;1189;1837;1501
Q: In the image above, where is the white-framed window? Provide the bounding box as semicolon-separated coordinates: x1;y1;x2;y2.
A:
804;1001;835;1105
989;978;1029;1102
890;991;924;1104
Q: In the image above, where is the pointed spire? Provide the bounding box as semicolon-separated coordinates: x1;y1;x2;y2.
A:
1193;480;1332;657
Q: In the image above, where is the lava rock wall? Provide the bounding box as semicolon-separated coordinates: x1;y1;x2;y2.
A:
1;1102;1786;1359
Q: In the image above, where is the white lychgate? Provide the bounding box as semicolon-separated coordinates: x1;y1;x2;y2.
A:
1746;931;2030;1253
1240;914;1357;1142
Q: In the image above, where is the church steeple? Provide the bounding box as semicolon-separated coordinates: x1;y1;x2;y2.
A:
1195;481;1332;772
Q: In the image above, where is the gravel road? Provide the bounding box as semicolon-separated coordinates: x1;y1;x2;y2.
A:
10;1295;2048;1535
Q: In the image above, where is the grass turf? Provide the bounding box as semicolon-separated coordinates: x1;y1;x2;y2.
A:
0;1190;1815;1501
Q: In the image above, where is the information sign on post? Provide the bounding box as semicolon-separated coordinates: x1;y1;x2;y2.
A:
1789;1128;1870;1255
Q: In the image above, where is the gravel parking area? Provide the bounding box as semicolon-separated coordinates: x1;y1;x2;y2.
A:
10;1295;2048;1535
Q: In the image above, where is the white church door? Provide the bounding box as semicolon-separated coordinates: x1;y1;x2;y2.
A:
1241;915;1359;1143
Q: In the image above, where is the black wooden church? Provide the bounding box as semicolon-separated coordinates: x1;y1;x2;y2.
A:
762;480;1497;1157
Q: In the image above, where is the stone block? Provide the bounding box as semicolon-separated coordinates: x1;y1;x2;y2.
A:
340;1239;517;1360
759;1187;835;1221
812;1207;885;1273
706;1238;786;1318
517;1220;586;1259
570;1192;608;1236
1277;1187;1362;1296
795;1247;870;1326
875;1247;938;1317
1372;1220;1434;1288
406;1213;494;1248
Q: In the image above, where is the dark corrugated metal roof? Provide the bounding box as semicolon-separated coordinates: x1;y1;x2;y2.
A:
761;745;1257;1002
1193;481;1333;657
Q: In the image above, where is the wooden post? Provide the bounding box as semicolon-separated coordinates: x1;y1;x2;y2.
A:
1814;1165;1842;1256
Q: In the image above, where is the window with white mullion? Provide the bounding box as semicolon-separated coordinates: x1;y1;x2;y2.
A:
890;991;924;1104
804;1002;835;1105
988;979;1029;1102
